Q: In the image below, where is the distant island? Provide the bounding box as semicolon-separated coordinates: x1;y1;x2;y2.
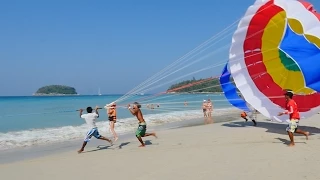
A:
167;77;223;93
34;85;78;96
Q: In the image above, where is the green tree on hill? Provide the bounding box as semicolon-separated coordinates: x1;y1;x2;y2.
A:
167;78;223;93
35;85;77;95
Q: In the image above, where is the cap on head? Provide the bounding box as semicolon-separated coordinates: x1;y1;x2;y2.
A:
133;102;141;108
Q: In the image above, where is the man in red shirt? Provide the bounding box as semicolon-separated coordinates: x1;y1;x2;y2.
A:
278;91;309;147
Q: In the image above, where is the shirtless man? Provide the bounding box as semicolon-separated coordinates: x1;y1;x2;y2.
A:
106;102;118;141
128;102;157;147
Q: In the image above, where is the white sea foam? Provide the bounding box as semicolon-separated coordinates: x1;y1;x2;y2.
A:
0;108;237;150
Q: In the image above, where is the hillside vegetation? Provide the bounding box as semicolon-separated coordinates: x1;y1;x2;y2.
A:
34;85;77;95
167;77;222;93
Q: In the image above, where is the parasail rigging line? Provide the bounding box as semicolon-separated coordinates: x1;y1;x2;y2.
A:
115;3;275;103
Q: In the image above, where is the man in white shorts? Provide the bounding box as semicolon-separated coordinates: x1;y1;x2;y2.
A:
78;106;113;153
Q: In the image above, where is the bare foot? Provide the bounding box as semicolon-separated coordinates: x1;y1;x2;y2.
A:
77;149;83;154
108;140;113;146
305;132;309;140
288;143;295;147
153;133;158;138
114;137;118;142
139;145;145;147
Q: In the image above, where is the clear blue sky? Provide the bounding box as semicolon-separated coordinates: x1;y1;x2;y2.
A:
0;0;319;96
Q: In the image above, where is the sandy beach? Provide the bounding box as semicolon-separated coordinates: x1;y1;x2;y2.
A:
1;114;320;180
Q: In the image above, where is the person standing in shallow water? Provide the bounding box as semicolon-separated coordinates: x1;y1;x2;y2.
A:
202;100;207;117
278;91;309;147
206;99;213;117
127;102;157;147
106;102;118;142
78;106;112;153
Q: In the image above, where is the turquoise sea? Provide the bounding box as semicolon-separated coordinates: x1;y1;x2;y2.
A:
0;94;234;150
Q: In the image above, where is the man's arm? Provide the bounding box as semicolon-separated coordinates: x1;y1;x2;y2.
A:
278;105;293;116
283;105;293;114
95;106;100;118
79;109;83;118
127;104;138;115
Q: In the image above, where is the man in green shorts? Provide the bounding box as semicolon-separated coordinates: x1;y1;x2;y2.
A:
128;102;157;147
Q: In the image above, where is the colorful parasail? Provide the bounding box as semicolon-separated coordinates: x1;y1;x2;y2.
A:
222;0;320;122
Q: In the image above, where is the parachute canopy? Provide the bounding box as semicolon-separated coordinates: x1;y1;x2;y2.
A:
219;63;250;112
227;0;320;122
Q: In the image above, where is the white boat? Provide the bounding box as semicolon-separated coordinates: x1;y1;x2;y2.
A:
98;88;102;96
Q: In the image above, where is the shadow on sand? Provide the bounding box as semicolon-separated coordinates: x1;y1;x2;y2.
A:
145;140;153;145
84;145;112;153
222;121;320;137
222;120;320;145
274;137;306;145
84;140;156;153
118;142;130;149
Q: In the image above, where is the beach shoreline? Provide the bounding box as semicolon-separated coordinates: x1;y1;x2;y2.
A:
1;114;320;179
0;111;241;164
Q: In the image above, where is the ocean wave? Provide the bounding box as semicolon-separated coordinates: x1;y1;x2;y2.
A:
0;108;237;150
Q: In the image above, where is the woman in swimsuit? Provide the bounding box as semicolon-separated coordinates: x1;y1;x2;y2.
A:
202;100;207;117
107;102;118;141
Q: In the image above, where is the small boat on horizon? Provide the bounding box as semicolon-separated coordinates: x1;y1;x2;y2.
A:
98;88;102;96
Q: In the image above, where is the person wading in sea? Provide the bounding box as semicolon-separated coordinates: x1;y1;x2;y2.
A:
202;100;207;117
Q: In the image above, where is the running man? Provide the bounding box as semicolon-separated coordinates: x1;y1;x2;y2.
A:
78;106;112;153
278;91;309;147
127;102;157;147
107;102;118;141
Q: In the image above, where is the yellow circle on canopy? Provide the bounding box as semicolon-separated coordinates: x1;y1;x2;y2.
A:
261;11;315;94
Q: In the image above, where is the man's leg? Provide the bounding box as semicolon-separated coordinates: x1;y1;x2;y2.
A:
144;132;157;138
286;122;295;146
242;117;248;122
252;119;257;126
295;129;309;140
78;141;88;153
94;129;113;145
287;131;295;146
247;112;256;126
99;136;113;145
136;136;145;147
78;130;94;153
136;126;146;147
